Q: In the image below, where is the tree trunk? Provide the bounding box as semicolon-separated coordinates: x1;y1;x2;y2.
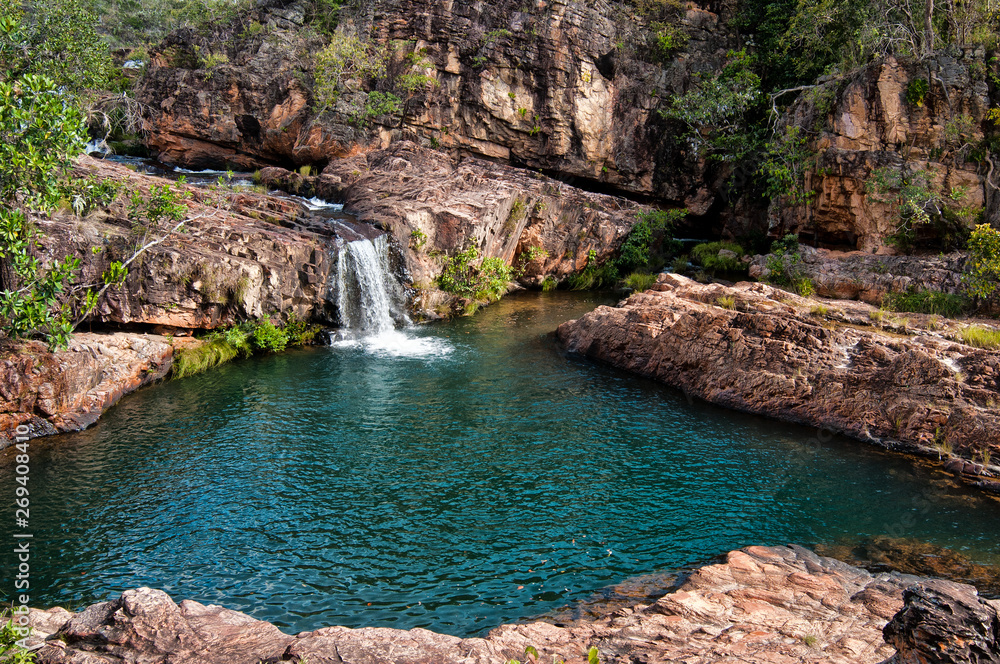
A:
925;0;936;55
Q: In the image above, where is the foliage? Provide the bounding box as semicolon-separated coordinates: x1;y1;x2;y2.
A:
624;271;658;291
0;75;88;348
661;49;764;162
313;30;389;111
353;90;402;125
568;209;685;290
959;324;1000;349
172;337;241;378
306;0;344;37
690;241;747;274
882;288;970;317
251;318;289;352
650;21;687;60
905;78;929;107
172;316;318;379
763;234;804;288
866;166;954;252
128;183;188;228
0;0;119;93
284;314;320;346
963;223;1000;302
437;246;514;303
758;126;816;206
1;613;35;664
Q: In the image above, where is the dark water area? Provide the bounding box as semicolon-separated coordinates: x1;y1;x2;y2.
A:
3;291;999;637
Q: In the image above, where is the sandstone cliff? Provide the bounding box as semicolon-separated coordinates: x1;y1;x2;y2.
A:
775;52;996;253
557;274;1000;488
26;545;1000;664
135;0;738;212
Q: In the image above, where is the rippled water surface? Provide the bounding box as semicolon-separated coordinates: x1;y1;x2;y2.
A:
4;291;1000;636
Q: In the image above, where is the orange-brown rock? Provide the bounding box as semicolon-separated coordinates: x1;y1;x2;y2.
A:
556;274;1000;485
748;246;967;304
136;0;738;209
27;545;955;664
316;142;649;299
0;332;177;447
776;53;994;252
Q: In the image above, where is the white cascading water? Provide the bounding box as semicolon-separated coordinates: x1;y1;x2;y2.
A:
330;232;451;358
334;234;410;335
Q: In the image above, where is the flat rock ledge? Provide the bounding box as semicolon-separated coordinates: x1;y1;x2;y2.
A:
0;332;188;449
25;545;1000;664
556;274;1000;491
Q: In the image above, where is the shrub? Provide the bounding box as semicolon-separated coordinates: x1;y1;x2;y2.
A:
313;30;389;111
1;611;34;664
795;277;815;297
963;223;1000;304
284;314;320;346
959;325;1000;349
437;246;513;303
0;74;88;349
882;288;969;317
251;319;289;353
763;234;803;288
624;271;658;291
690;241;747;274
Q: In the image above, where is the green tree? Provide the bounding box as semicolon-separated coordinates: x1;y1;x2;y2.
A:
662;49;764;163
0;0;118;93
0;74;88;348
963;223;1000;303
313;30;389;111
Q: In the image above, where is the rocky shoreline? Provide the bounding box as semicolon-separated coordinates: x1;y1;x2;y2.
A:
21;545;1000;664
557;274;1000;492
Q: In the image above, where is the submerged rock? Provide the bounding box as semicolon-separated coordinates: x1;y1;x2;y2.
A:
817;537;1000;599
556;274;1000;482
29;545;983;664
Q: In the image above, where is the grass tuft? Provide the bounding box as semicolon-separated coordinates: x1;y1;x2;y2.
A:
959;325;1000;349
882;289;969;317
624;271;657;292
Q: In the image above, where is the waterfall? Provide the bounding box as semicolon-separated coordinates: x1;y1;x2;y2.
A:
332;234;410;336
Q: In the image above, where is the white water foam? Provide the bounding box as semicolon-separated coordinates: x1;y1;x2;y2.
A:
332;330;454;359
303;197;343;211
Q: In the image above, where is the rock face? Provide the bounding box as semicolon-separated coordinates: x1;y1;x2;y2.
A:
27;545;965;664
136;0;738;209
556;274;1000;479
776;53;995;252
316;142;649;302
51;157;340;330
0;333;176;447
884;580;1000;664
749;246;968;304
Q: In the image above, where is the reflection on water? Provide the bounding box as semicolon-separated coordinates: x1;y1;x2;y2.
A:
2;291;999;637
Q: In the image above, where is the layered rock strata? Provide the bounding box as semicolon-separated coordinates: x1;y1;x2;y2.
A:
136;0;738;208
776;52;996;252
28;545;1000;664
749;246;968;304
556;274;1000;487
